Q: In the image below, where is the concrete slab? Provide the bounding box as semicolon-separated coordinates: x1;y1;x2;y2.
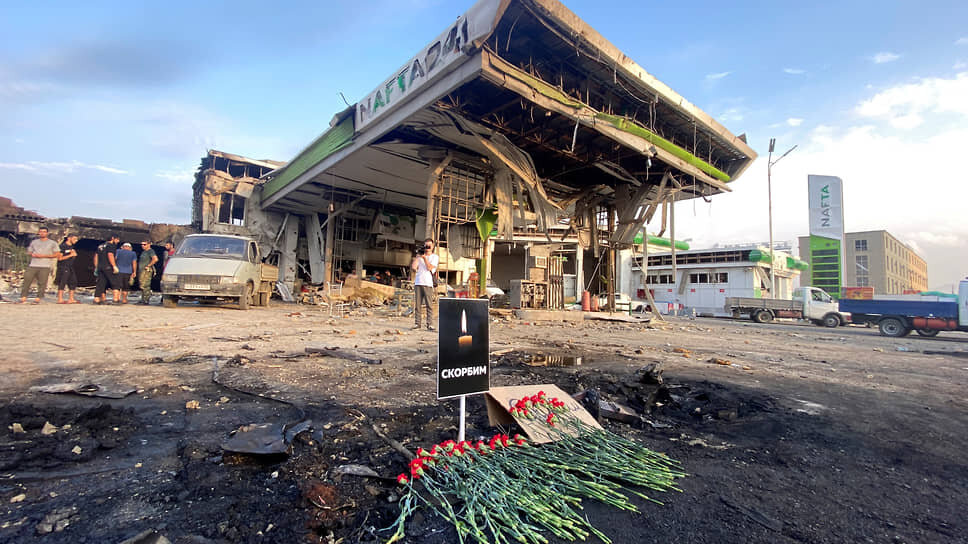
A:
512;309;584;322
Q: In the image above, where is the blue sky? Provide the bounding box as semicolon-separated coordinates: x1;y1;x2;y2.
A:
2;0;967;289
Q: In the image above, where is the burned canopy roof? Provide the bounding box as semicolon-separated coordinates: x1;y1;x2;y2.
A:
262;0;756;243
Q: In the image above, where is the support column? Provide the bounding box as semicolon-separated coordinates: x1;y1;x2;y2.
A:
306;213;325;284
278;214;300;291
324;213;335;284
481;238;494;295
354;246;365;277
575;243;584;296
607;207;616;312
424;154;451;242
670;198;677;314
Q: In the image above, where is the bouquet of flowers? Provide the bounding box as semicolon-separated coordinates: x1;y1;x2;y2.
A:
385;392;685;543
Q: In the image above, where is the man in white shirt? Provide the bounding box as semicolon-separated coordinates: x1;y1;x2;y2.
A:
411;238;439;330
20;227;62;303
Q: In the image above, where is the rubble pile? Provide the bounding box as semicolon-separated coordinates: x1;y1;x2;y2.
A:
341;287;390;307
299;286;392;308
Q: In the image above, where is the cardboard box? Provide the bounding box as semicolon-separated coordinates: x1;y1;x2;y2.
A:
485;384;602;444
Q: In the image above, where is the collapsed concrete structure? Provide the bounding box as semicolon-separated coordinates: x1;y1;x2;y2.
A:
0;197;189;286
207;0;757;308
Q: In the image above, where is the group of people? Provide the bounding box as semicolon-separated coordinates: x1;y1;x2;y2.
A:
19;231;442;326
18;227;175;305
369;269;396;286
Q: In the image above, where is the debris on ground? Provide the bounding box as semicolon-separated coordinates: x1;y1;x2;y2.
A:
305;344;383;365
118;529;172;544
333;464;380;478
35;506;79;535
221;422;288;455
29;382;137;399
221;419;313;456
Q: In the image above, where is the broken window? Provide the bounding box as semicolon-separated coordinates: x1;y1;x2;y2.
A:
645;274;673;284
855;255;869;287
218;194;246;226
689;273;712;284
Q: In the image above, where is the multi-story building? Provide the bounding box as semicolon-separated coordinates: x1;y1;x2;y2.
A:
798;230;928;295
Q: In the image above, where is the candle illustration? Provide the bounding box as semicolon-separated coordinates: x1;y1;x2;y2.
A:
458;309;473;348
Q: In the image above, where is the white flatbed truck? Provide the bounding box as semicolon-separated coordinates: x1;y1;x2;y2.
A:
725;286;849;328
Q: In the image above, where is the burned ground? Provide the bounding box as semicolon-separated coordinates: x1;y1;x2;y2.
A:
0;302;966;543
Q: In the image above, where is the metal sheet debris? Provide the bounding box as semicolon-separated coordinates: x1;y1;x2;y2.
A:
30;383;136;399
221;423;288;455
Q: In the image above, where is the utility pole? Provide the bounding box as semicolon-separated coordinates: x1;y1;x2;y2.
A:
767;138;796;298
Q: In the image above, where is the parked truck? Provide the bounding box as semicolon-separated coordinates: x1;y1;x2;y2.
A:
725;286;849;327
838;279;968;337
160;234;277;309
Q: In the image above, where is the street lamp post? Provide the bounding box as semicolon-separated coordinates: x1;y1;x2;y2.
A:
767;138;797;299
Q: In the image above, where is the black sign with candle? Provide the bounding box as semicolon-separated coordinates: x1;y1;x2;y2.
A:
437;298;489;399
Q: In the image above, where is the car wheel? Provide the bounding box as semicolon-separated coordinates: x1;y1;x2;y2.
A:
822;313;840;328
753;310;773;324
878;317;910;337
239;282;252;310
915;328;939;337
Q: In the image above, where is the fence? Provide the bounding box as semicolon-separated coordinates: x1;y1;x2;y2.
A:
0;238;29;272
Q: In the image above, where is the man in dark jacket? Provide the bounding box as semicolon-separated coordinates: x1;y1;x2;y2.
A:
56;235;80;304
94;235;121;304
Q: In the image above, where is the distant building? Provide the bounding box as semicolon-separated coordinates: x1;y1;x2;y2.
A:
191;150;286;236
798;230;928;295
630;245;808;316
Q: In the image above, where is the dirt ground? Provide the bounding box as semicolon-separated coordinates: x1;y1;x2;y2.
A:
0;296;966;544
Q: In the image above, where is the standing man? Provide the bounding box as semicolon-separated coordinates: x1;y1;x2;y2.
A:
163;242;176;271
410;238;439;331
94;234;121;304
19;227;61;303
115;242;137;304
137;241;158;304
55;234;80;304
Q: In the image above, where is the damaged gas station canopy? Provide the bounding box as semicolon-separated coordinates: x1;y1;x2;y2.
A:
260;0;756;245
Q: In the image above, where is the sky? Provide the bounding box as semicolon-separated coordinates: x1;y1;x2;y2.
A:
2;0;966;291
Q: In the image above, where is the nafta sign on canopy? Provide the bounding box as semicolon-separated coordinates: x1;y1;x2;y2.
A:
354;0;503;131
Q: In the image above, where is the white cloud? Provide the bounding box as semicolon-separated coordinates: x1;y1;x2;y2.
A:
956;37;968;45
954;61;967;70
154;168;195;184
908;231;961;247
0;79;60;103
871;52;900;64
0;162;36;171
786;118;804;127
706;71;730;80
783;68;806;75
666;73;968;289
888;113;923;129
719;108;743;122
855;72;968;128
0;160;128;175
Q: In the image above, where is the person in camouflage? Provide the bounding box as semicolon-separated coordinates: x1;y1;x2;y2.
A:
137;241;159;304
